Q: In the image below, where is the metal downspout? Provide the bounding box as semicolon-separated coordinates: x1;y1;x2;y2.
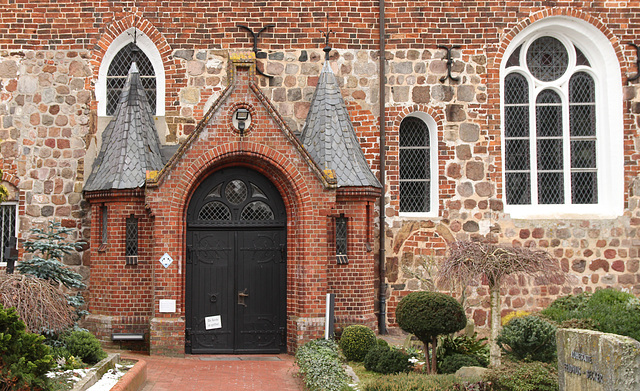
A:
378;0;387;335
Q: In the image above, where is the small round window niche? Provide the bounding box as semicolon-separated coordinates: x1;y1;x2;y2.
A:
230;104;254;136
526;36;568;82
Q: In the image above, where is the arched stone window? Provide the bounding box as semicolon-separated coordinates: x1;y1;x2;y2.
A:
501;17;623;218
96;28;165;116
399;113;438;216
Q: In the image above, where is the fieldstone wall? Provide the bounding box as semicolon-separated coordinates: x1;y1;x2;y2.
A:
0;49;92;278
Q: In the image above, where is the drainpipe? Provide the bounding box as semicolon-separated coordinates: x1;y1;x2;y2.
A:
378;0;387;335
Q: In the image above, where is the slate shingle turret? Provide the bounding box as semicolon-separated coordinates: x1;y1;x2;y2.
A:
84;62;164;192
300;47;381;188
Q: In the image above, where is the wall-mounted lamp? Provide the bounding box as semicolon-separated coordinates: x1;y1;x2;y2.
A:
234;108;250;135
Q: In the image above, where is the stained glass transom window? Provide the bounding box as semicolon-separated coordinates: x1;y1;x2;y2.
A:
526;36;568;82
399;117;430;213
199;201;231;221
107;42;156;115
504;34;598;207
241;201;274;221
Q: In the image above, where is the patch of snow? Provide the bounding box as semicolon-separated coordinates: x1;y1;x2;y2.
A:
86;363;132;391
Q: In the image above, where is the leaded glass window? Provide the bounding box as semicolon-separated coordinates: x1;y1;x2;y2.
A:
101;206;108;245
336;217;348;265
107;42;156;115
399;117;430;213
126;216;138;257
0;204;16;261
503;35;598;207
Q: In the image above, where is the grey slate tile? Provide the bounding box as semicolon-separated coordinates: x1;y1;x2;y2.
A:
84;62;164;192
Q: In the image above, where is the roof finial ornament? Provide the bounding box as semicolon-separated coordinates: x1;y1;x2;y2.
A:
320;14;333;60
128;16;141;64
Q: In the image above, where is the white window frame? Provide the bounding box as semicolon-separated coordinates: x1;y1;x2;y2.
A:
96;28;165;116
500;16;623;219
0;202;18;266
399;112;439;218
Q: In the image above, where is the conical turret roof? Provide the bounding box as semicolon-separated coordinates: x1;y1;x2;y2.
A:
84;62;164;192
300;49;381;188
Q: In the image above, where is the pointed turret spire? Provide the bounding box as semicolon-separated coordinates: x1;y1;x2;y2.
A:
300;47;381;188
84;62;164;191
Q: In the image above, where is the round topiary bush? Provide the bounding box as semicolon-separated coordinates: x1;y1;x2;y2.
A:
438;353;482;374
339;325;376;362
497;315;557;363
396;292;467;344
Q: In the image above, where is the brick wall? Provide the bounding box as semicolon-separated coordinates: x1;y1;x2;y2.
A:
2;2;640;351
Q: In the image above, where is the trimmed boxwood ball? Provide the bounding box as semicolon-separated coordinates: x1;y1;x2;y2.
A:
396;292;467;343
396;291;467;374
339;325;376;362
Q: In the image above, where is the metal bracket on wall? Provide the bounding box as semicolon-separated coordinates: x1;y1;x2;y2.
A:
627;43;640;83
238;24;275;78
438;45;461;83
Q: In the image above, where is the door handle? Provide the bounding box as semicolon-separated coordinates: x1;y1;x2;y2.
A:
238;288;249;307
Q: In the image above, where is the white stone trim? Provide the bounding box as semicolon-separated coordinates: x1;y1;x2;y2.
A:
398;111;439;218
96;28;165;116
500;16;623;219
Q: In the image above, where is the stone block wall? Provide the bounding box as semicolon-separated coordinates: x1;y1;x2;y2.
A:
2;2;640;342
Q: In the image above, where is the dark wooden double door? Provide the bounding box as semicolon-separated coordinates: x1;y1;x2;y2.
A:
186;167;287;354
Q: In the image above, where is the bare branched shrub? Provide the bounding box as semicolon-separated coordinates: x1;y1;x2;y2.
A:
438;240;565;367
0;274;74;333
439;241;564;287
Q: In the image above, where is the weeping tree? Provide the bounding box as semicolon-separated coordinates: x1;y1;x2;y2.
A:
438;241;564;367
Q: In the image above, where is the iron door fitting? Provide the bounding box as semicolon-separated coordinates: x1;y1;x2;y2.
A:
238;288;249;307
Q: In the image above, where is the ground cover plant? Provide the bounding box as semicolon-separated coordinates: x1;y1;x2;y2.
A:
295;339;350;391
396;291;466;374
484;360;558;391
541;288;640;341
361;372;487;391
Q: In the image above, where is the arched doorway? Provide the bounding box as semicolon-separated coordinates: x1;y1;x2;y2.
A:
186;167;287;353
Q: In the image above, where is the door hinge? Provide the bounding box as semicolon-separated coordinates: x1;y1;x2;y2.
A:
185;327;192;346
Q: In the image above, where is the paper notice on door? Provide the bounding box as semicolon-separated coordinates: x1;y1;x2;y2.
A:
205;315;222;330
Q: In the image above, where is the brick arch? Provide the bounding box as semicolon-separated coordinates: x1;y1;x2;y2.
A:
1;171;19;188
497;8;625;77
170;142;314;218
387;104;453;215
90;13;182;115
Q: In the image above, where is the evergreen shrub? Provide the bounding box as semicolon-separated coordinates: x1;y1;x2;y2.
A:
541;288;640;341
338;325;376;362
436;333;489;368
64;330;107;364
497;315;557;363
0;305;54;391
438;353;482;374
396;292;467;344
363;345;413;375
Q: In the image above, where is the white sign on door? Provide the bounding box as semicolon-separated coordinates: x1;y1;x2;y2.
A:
205;315;222;330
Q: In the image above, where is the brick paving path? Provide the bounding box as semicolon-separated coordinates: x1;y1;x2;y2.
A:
124;354;303;391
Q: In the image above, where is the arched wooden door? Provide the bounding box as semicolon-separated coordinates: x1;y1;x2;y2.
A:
186;167;287;354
